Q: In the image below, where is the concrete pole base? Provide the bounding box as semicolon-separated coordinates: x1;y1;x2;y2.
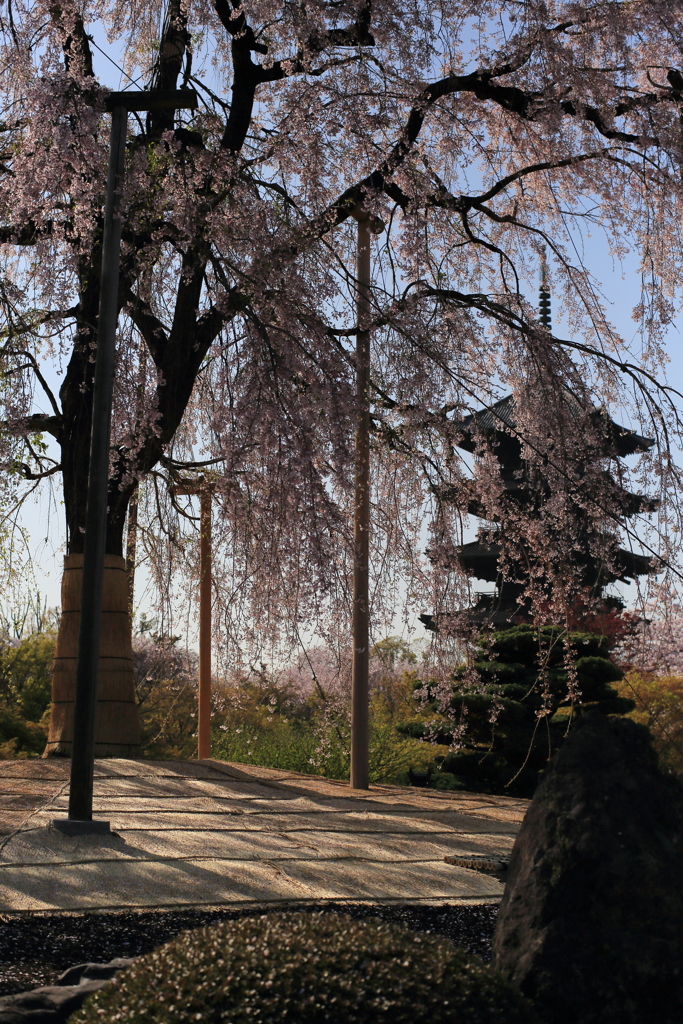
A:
52;818;111;837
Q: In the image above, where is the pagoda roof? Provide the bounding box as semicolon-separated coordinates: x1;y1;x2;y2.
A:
456;539;503;582
419;601;522;632
464;473;658;521
457;394;654;458
592;408;654;457
617;548;653;580
455;536;652;585
457;396;517;454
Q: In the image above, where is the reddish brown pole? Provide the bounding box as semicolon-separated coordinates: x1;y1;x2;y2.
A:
198;490;212;759
350;215;371;790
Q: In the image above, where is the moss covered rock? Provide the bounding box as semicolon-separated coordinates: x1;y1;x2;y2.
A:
72;912;538;1024
493;713;683;1023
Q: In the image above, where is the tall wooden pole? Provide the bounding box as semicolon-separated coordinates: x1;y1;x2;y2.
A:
173;477;214;760
126;327;148;618
126;482;139;618
53;90;197;836
350;216;371;790
198;490;212;759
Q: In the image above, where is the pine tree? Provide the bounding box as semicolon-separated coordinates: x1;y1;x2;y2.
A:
399;625;634;797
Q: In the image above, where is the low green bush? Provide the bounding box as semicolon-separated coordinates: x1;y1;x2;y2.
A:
0;630;55;757
211;670;441;783
212;719;319;774
72;912;538;1024
617;670;683;771
0;705;47;757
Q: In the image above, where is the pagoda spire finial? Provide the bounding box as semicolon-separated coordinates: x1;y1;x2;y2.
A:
539;249;552;331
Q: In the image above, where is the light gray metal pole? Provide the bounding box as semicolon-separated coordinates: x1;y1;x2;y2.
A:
350;216;371;790
53;89;197;837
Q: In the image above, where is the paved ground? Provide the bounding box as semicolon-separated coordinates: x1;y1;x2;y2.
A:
0;759;527;912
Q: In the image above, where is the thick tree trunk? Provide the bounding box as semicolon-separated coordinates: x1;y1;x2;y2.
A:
44;554;140;757
44;246;140;756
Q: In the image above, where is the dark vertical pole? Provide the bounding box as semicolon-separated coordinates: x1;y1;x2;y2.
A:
52;90;197;836
67;105;128;824
197;490;212;759
350;216;371;790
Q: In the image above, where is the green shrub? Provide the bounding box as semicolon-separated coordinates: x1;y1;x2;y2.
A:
617;671;683;771
0;705;47;757
72;913;538;1024
133;635;200;759
0;630;55;757
212;709;439;783
211;667;442;783
212;719;319;773
0;630;55;722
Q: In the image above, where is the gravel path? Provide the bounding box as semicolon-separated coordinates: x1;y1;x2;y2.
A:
1;759;522;912
0;902;498;996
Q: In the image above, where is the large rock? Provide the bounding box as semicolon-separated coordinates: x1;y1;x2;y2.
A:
0;959;134;1023
492;713;683;1024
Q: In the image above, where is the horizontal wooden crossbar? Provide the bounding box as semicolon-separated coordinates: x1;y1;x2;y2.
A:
105;89;198;113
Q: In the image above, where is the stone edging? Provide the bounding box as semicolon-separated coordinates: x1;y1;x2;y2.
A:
0;958;134;1023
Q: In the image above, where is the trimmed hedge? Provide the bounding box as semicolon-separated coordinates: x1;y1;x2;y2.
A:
72;912;538;1023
